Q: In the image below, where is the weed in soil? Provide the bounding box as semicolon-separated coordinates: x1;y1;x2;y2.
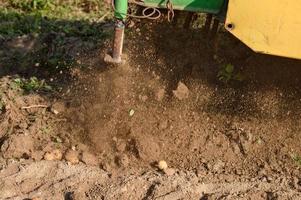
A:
0;0;112;77
217;63;244;83
12;76;52;92
292;154;301;168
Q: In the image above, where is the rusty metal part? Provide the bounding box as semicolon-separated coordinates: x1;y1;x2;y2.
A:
112;0;161;20
104;20;125;64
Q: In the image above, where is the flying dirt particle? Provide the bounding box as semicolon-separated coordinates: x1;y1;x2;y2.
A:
136;137;160;161
76;143;89;152
102;162;113;172
173;81;189;100
213;54;218;60
64;149;79;164
51;101;65;115
19;122;28;129
54;136;62;143
139;95;148;102
44;149;63;161
196;165;208;177
163;168;176;176
81;151;99;166
212;160;225;173
129;109;135;117
52;109;59;115
156;88;165;102
158;160;168;170
116;141;127;152
158;120;168;130
31;150;44;161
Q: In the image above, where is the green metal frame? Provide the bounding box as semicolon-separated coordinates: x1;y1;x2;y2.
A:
108;0;226;64
143;0;225;14
114;0;225;20
114;0;128;20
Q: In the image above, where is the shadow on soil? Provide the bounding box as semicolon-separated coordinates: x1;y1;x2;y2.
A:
127;21;301;120
0;10;112;94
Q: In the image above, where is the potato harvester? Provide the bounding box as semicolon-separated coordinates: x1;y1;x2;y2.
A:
105;0;301;63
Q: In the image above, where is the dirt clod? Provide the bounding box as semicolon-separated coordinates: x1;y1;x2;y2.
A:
51;101;65;115
1;135;34;159
139;95;148;102
115;154;129;167
116;141;127;152
31;151;44;161
44;149;63;161
102;162;113;172
136;137;160;161
76;143;89;152
81;151;98;166
212;160;225;173
129;109;135;117
158;120;169;130
64;149;79;164
156;88;165;101
173;81;189;100
163;168;176;176
158;160;168;170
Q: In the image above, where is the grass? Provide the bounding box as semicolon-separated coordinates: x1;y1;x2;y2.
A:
40;125;52;134
12;77;52;92
3;0;111;21
0;0;113;72
217;63;244;83
0;7;112;37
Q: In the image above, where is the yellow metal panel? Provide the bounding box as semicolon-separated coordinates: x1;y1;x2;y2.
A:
225;0;301;59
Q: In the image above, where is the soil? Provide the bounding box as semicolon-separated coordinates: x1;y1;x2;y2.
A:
1;20;301;199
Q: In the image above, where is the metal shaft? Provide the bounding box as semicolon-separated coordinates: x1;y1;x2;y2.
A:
104;0;127;64
112;20;125;63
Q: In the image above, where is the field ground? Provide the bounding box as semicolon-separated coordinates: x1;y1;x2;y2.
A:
1;1;301;199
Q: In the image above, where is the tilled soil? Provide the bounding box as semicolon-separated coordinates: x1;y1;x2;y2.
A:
1;21;301;199
1;161;300;199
